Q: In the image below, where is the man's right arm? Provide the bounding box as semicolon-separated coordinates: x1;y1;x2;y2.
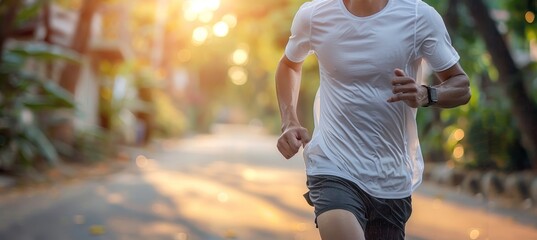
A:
275;55;310;159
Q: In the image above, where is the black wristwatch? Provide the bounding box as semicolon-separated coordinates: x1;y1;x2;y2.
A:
422;85;438;107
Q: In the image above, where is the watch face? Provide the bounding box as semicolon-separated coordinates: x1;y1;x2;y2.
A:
430;87;438;103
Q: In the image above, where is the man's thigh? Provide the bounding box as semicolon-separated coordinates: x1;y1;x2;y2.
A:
305;175;369;229
317;209;365;240
305;174;412;240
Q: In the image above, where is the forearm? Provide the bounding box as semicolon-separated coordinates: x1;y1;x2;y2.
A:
275;56;303;131
433;73;471;108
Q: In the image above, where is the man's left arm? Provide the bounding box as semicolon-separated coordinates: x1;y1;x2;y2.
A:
388;63;471;108
429;63;471;108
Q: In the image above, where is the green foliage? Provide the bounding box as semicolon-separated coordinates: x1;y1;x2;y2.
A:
152;90;188;137
73;127;116;163
14;0;43;27
418;0;535;171
464;101;529;171
0;42;79;170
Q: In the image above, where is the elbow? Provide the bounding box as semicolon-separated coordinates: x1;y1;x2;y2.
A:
457;74;471;106
462;90;471;105
447;78;471;108
462;78;471;105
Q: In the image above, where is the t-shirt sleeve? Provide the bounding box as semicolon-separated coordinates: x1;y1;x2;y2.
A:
284;2;314;63
416;4;460;72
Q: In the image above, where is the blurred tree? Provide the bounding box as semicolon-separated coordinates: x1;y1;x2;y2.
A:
0;0;79;170
463;0;537;169
226;0;320;132
0;0;21;53
58;0;101;93
414;0;537;171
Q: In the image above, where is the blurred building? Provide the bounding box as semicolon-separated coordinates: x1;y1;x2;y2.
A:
0;1;150;145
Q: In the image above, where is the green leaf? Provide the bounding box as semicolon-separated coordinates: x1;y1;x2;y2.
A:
15;138;36;162
21;96;58;109
0;52;25;74
11;72;74;109
6;72;37;92
41;81;75;108
9;42;81;63
15;1;43;26
23;125;59;165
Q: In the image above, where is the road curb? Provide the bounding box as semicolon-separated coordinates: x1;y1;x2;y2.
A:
426;163;537;210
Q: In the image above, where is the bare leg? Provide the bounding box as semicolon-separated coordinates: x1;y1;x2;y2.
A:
317;209;365;240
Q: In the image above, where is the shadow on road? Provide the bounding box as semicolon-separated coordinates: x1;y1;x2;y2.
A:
1;124;537;240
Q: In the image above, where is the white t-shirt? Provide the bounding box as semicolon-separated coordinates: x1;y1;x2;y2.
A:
285;0;460;198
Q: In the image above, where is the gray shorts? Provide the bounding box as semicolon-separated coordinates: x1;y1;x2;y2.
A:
304;175;412;240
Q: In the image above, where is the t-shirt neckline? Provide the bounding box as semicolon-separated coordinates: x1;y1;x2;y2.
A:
339;0;393;20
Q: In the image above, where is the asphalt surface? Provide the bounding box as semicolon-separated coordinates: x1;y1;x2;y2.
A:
1;124;537;240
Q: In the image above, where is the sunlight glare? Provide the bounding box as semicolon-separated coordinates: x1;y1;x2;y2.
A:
217;192;230;203
222;14;237;28
242;168;257;181
213;21;229;37
183;11;197;21
142;163;316;235
192;27;209;45
183;0;220;21
198;11;213;23
232;47;249;65
293;222;308;232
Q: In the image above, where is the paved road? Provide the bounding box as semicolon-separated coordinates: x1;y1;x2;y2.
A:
1;124;537;240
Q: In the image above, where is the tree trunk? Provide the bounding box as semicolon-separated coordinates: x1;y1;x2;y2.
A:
464;0;537;169
0;0;21;57
445;0;459;34
58;0;100;93
52;0;100;151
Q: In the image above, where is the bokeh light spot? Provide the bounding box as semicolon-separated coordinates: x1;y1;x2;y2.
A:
183;0;220;16
453;129;465;141
469;228;480;240
526;11;535;24
192;27;209;45
232;48;249;65
453;144;464;160
136;155;149;168
228;66;248;85
213;21;229;37
222;14;237;28
198;11;213;23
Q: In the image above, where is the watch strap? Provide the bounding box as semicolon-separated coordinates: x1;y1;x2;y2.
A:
422;85;437;107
